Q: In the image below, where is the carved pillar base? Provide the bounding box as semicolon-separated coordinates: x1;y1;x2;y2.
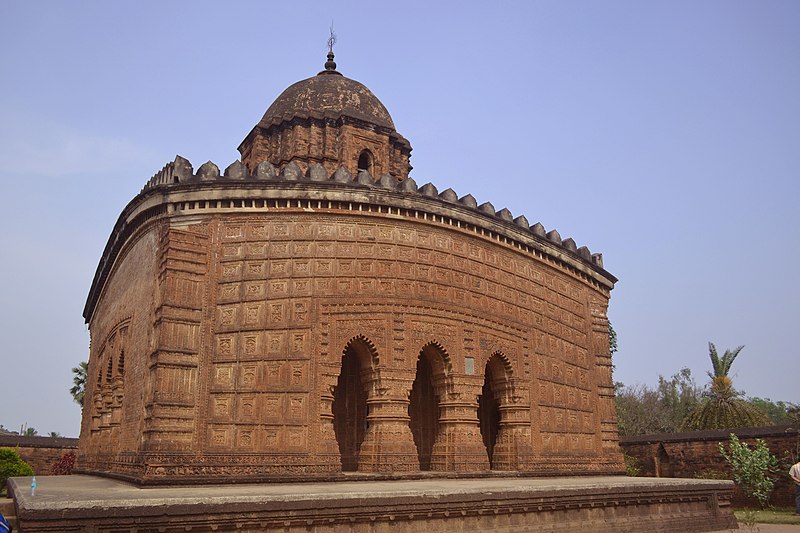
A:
110;378;124;426
357;398;418;473
430;396;490;472
317;392;342;472
492;404;533;470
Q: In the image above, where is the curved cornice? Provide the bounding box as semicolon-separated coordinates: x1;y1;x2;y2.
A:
84;156;617;323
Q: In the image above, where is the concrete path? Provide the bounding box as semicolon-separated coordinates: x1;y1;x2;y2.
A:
746;525;800;532
8;474;739;532
10;474;731;511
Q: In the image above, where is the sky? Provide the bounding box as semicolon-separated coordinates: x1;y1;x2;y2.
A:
0;1;798;437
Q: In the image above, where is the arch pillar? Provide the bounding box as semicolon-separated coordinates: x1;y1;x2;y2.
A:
357;372;418;473
110;376;124;426
491;377;533;471
316;383;341;473
430;376;490;472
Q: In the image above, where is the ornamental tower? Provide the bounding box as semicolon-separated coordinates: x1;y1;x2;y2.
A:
238;52;412;180
79;52;620;484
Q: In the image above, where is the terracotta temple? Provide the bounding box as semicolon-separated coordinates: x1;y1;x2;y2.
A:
77;52;623;484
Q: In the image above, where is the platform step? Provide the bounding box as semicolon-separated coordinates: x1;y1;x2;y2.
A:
0;498;14;515
0;498;17;531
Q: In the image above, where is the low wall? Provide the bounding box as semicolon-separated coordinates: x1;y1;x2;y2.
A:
620;425;798;507
0;435;79;476
10;474;737;533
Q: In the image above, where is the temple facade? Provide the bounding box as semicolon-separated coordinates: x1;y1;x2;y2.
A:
77;53;623;484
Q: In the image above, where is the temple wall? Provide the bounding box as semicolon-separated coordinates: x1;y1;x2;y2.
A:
79;151;621;483
79;226;161;468
78;201;621;482
241;120;410;180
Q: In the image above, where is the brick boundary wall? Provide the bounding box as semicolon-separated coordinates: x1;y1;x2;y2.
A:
620;424;799;507
0;435;79;476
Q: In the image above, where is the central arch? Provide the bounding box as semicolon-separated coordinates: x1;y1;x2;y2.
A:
478;364;501;467
478;353;512;469
408;342;450;470
332;337;375;471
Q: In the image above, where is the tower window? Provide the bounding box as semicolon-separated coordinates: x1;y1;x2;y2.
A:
357;149;374;175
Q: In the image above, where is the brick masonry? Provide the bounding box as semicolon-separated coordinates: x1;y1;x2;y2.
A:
238;64;412;180
620;424;799;507
9;475;737;533
77;55;622;485
0;435;78;476
78;185;622;483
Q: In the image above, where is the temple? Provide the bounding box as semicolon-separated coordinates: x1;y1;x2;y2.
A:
77;52;623;484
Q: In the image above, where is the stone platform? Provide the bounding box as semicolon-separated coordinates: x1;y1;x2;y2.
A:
8;474;737;532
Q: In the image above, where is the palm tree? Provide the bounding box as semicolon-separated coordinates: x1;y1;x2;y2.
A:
682;343;770;430
707;342;742;398
70;361;88;408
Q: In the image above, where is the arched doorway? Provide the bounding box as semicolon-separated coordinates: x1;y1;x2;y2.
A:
656;443;672;478
478;361;501;468
332;341;370;471
357;149;374;175
408;351;439;470
409;343;452;471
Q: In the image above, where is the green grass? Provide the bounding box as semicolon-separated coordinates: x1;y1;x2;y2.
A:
734;508;800;525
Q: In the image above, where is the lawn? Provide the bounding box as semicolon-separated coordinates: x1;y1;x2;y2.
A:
735;508;800;525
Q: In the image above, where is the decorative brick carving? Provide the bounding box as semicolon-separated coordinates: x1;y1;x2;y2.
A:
79;60;620;484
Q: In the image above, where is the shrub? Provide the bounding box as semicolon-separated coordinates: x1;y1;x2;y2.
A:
719;434;779;508
622;451;640;476
0;447;34;492
693;469;729;480
51;451;76;475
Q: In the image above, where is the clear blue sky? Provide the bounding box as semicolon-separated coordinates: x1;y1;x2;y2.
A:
1;1;797;437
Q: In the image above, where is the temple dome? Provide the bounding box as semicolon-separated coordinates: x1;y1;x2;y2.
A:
258;66;396;131
239;52;411;180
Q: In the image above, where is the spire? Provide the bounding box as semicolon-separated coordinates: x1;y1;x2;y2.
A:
320;23;342;76
324;51;337;72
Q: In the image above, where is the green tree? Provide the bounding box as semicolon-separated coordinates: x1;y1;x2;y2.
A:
719;434;779;508
48;431;62;438
23;427;38;437
615;367;702;436
608;321;618;355
682;343;771;430
0;447;34;493
746;397;798;425
656;367;702;431
70;361;88;407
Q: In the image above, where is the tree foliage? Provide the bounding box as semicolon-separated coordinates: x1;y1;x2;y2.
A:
70;361;88;407
615;366;788;437
615;368;702;436
608;321;618;355
707;342;743;380
746;397;799;426
682;343;771;431
23;427;38;437
719;434;779;508
0;447;34;492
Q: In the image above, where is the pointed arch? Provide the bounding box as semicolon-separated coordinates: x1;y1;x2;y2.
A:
332;335;379;471
656;442;672;478
357;149;374;175
418;341;453;389
343;335;379;369
409;341;453;470
479;351;514;468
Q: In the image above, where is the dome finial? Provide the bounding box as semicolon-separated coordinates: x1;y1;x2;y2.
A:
325;23;337;71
